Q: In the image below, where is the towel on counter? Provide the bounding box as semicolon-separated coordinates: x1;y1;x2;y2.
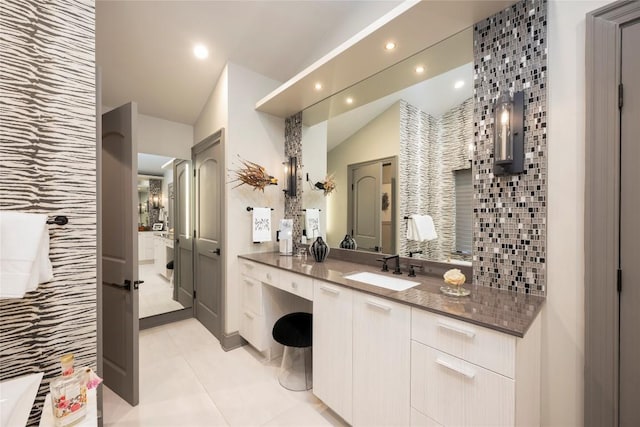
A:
252;207;272;242
305;209;321;239
406;214;438;242
0;211;54;298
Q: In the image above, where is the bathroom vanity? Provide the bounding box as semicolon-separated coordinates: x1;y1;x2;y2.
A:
238;252;544;427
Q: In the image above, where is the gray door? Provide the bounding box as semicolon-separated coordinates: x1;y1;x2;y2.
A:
619;20;640;427
101;103;139;406
174;159;193;308
193;131;224;340
349;160;382;252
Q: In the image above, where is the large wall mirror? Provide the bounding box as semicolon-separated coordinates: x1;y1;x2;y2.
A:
137;153;191;319
302;27;473;265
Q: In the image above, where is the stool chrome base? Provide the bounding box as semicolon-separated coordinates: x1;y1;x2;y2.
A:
278;346;312;391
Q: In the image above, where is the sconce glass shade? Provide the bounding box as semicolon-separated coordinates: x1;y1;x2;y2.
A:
493;91;524;175
284;156;297;197
494;92;513;164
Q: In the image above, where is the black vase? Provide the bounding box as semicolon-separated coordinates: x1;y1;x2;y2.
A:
309;237;330;262
339;234;357;250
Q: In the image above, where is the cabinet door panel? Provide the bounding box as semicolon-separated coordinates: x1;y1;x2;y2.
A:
353;293;410;426
411;341;515;426
313;281;353;424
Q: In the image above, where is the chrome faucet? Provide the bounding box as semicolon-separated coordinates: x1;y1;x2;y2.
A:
383;254;402;275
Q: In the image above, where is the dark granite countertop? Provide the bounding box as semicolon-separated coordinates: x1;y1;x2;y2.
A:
238;252;545;338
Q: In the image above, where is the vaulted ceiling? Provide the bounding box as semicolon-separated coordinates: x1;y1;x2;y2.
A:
96;0;402;125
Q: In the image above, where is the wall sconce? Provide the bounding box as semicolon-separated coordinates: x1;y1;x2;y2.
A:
151;195;160;209
283;156;297;198
493;91;524;175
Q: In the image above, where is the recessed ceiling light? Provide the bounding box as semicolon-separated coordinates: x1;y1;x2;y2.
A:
385;41;396;51
346;97;354;105
193;44;209;60
314;82;323;91
415;65;425;74
454;80;465;89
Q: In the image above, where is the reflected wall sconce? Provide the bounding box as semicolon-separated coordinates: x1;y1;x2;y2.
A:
151;195;160;209
283;156;298;198
493;91;524;175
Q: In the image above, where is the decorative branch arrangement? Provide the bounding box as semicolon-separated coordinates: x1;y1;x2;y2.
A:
313;173;336;196
230;157;278;191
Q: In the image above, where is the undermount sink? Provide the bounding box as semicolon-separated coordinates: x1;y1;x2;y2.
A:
343;272;420;291
0;372;43;427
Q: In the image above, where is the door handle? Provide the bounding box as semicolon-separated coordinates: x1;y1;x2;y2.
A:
104;279;143;291
208;248;221;255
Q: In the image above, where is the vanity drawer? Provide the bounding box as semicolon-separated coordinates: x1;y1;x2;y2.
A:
239;260;279;286
240;310;267;352
411;309;516;378
411;341;514;427
278;270;313;301
241;275;263;315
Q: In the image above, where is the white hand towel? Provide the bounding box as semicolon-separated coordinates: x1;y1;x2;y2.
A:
413;214;438;241
0;211;54;298
252;208;272;242
305;209;321;239
406;214;438;242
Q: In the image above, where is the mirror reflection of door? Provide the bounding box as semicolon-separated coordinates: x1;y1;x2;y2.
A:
348;157;396;253
136;153;189;319
174;159;194;308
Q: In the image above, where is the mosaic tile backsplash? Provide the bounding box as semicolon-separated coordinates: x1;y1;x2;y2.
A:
285;112;303;252
472;0;547;295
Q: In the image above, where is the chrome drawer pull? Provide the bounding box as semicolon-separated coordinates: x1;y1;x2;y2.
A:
291;282;298;288
266;273;272;281
244;279;255;286
436;357;476;379
319;285;339;295
366;300;392;312
437;319;476;338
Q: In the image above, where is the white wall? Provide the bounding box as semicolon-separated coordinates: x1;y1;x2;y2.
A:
302;121;328;242
138;114;193;159
326;101;400;248
194;62;284;335
544;1;612;425
194;66;229;143
226;63;284;334
103;105;194;160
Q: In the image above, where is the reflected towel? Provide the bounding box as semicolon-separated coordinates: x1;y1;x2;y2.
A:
0;211;54;298
407;214;438;242
252;208;272;242
305;209;321;239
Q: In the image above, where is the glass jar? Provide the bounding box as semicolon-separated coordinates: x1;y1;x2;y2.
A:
50;354;87;426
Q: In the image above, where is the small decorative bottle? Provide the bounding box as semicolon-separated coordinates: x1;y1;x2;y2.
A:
50;354;87;426
309;236;330;262
339;234;357;250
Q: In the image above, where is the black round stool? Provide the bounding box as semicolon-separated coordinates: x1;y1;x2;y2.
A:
272;312;312;391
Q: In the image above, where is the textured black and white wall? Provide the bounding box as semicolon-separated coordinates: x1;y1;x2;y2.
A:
0;1;96;424
472;0;547;295
284;112;303;251
148;178;162;226
400;98;473;261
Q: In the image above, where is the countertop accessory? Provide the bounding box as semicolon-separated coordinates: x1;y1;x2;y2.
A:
309;236;329;262
440;268;470;297
152;222;163;231
339;234;357;250
49;354;87;426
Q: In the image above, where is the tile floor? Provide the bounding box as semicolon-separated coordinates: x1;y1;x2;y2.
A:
138;263;184;318
103;318;346;426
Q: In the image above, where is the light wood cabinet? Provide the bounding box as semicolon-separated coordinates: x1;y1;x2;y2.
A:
410;308;541;427
312;281;353;424
352;292;411;427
